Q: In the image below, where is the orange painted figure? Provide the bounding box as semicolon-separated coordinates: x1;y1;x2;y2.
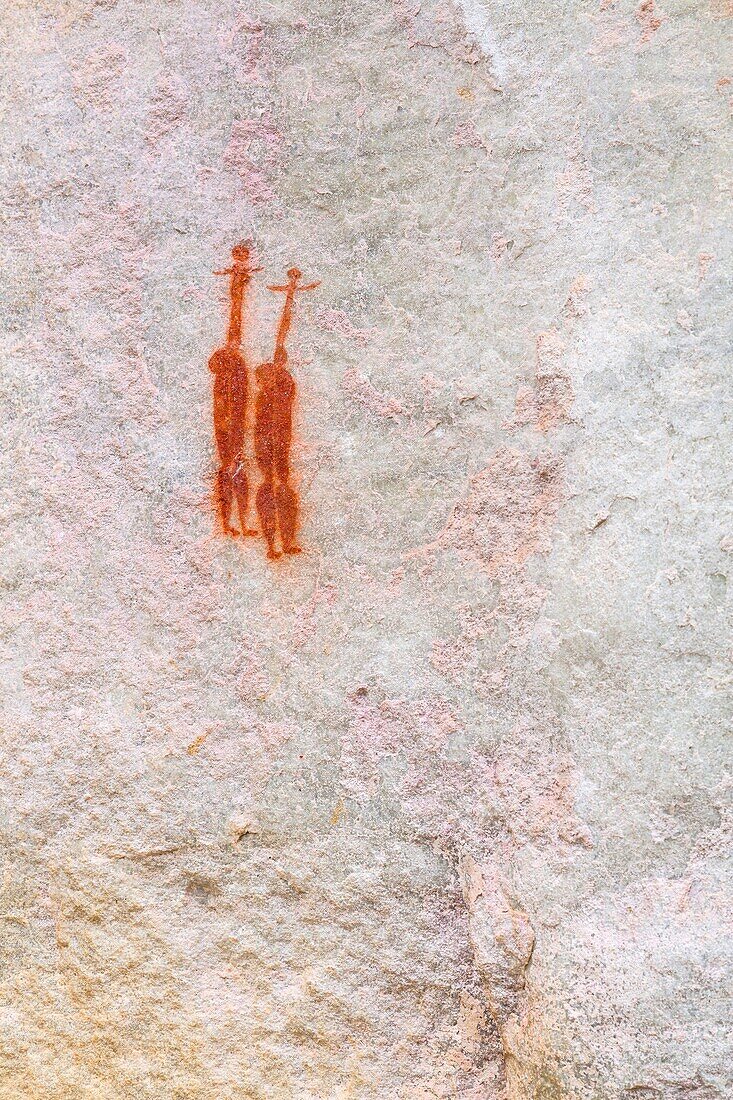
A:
254;268;319;559
209;243;262;536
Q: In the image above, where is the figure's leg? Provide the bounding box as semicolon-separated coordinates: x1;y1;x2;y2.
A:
232;460;258;536
216;466;238;536
276;481;301;554
256;479;280;559
213;381;238;536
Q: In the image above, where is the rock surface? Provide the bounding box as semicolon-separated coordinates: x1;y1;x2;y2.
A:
1;0;731;1096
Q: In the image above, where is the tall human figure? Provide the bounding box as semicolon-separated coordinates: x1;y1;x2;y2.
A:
255;267;319;559
209;243;261;536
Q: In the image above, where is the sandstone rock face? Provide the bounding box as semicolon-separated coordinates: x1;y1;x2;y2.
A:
1;0;730;1096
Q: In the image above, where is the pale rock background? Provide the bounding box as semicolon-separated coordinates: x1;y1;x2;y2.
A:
0;0;731;1096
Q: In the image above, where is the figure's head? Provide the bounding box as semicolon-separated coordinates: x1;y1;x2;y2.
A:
209;346;245;374
287;267;302;281
274;347;288;368
232;241;251;263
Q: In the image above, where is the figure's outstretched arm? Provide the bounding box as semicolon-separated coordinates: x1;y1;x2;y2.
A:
217;265;263;276
267;281;320;292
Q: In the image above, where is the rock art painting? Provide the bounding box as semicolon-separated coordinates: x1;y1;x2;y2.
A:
209;243;262;537
209;245;318;557
2;2;731;1099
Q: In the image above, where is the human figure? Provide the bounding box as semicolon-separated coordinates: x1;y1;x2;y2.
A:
208;243;262;536
254;268;319;558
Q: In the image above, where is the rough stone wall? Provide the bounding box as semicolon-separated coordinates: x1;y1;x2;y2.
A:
1;0;731;1097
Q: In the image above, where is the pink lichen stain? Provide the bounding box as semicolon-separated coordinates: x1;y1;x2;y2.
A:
715;77;733;113
402;261;589;860
339;692;460;803
430;448;564;577
419;372;444;401
287;580;338;649
556;145;597;216
181;285;210;306
240;20;267;84
525;329;574;431
193;716;293;788
391;0;489;71
506;279;587;433
475;666;508;697
52;201;157;413
341;369;405;422
505;575;552;642
562;275;589;320
453;120;489;152
315;308;376;347
71;44;128;110
432;577;551;701
492;721;593;850
430;636;476;683
510;384;538;429
223;118;283;205
636;0;665;44
430;602;498;686
218;18;269;85
489;234;511;262
698;252;714;283
587;21;630;61
145;74;187;147
458;854;536;1041
455;990;490;1052
391;0;436;52
233;660;271;705
385;566;406;596
591;0;664;55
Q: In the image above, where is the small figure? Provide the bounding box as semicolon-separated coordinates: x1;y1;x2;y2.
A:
254;268;319;559
267;267;320;357
209;243;262;537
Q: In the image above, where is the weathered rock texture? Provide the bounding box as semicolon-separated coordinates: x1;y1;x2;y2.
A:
1;0;731;1097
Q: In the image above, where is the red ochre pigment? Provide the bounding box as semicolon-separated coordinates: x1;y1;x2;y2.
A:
208;249;319;559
